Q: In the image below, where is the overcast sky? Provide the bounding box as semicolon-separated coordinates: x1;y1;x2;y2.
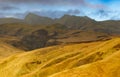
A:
0;0;120;21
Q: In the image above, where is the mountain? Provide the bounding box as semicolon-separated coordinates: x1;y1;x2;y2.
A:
0;13;119;77
24;13;54;25
0;13;54;26
0;14;120;35
55;15;96;29
0;13;119;50
55;15;120;35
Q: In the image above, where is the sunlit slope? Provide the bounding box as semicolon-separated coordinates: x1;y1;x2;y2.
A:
50;47;120;77
0;41;24;58
0;38;120;77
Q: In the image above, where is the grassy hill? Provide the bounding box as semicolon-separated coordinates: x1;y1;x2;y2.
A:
0;37;24;58
50;51;120;77
0;38;120;77
50;40;120;77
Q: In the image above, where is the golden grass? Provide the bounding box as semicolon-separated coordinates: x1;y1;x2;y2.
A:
0;38;120;77
0;40;24;59
50;50;120;77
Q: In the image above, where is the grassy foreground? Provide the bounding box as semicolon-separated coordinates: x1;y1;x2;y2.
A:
0;38;120;77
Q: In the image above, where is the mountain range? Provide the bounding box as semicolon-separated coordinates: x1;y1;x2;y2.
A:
0;13;119;77
0;13;119;50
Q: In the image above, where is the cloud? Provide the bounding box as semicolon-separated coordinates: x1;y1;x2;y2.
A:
0;0;105;9
31;9;82;18
0;12;25;18
0;6;20;11
88;9;120;21
67;9;81;15
0;0;106;19
0;0;116;21
0;9;82;18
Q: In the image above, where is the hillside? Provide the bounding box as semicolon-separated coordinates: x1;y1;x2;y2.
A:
0;14;119;51
50;40;120;77
0;0;120;77
0;38;120;77
0;36;24;58
0;42;23;58
50;51;120;77
0;23;110;50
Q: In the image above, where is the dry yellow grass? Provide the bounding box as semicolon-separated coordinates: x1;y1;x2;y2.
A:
0;41;24;59
49;49;120;77
0;38;120;77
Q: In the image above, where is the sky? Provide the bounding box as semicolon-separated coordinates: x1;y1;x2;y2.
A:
0;0;120;21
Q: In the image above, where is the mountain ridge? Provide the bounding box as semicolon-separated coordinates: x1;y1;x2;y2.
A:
0;13;119;26
0;13;119;50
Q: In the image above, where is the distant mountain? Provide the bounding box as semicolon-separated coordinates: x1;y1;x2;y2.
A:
24;13;54;25
55;15;96;29
0;13;119;32
0;13;54;25
0;13;120;50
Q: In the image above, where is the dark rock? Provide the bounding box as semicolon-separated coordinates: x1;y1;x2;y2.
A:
21;29;49;50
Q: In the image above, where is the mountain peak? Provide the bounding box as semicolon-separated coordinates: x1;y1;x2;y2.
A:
24;13;54;25
25;13;41;19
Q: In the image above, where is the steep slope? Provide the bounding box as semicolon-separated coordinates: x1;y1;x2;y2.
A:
50;46;120;77
0;38;120;77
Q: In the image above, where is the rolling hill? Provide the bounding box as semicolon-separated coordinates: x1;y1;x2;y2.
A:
0;38;120;77
50;40;120;77
0;36;24;58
